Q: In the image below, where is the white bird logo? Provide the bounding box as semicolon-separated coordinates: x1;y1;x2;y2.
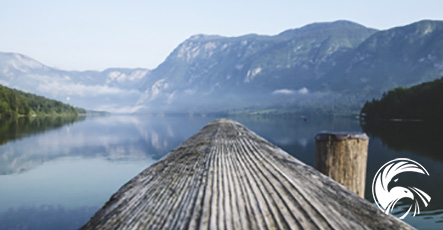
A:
372;158;431;219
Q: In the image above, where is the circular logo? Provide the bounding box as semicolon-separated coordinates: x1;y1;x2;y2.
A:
372;158;431;219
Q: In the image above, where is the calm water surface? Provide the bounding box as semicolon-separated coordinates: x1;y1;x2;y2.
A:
0;115;442;229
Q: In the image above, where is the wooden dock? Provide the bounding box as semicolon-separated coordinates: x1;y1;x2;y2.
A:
82;118;413;229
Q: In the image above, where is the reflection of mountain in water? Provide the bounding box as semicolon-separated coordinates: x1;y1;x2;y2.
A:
0;115;364;175
361;120;443;228
0;116;85;174
0;205;97;230
0;116;84;145
0;116;215;175
361;120;443;162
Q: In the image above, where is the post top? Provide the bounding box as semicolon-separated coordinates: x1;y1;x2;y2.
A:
315;131;369;141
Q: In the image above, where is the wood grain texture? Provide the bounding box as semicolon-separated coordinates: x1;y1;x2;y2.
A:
81;118;414;230
315;132;369;197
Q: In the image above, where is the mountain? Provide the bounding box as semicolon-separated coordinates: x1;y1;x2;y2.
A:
361;77;443;121
0;52;150;113
136;20;443;115
136;20;378;114
327;20;443;94
2;20;443;116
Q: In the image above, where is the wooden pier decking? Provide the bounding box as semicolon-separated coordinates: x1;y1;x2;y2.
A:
82;118;413;229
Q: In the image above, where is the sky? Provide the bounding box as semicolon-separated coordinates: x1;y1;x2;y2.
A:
1;0;442;71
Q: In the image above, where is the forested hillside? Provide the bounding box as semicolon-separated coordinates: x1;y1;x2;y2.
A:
0;84;79;118
361;77;443;121
134;20;443;115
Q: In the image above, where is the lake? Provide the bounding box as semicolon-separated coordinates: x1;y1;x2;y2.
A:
0;115;442;229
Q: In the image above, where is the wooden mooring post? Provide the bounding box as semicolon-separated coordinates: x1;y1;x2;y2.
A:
82;119;412;230
314;132;369;198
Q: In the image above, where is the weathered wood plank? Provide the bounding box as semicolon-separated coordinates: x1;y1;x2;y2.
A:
315;132;369;197
81;118;414;230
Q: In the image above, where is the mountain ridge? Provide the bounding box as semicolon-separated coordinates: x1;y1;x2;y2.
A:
135;20;378;113
0;52;150;113
2;20;443;115
135;19;443;115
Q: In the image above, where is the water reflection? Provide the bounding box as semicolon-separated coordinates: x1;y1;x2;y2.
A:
0;116;215;175
361;120;443;162
0;116;364;175
0;115;442;229
361;120;443;229
0;116;83;146
234;116;362;166
0;205;97;230
0;116;85;174
0;115;216;230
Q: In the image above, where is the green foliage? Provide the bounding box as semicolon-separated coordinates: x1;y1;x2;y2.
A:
0;84;80;118
76;107;87;114
361;77;443;121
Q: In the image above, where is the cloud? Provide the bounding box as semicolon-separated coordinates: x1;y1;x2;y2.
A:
95;105;146;114
297;87;309;94
37;80;138;97
272;87;309;95
272;89;295;95
183;89;195;95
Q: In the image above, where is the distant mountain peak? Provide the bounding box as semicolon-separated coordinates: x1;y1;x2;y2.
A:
405;19;443;35
0;52;46;71
302;20;371;29
188;34;224;41
278;20;378;39
0;51;150;113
